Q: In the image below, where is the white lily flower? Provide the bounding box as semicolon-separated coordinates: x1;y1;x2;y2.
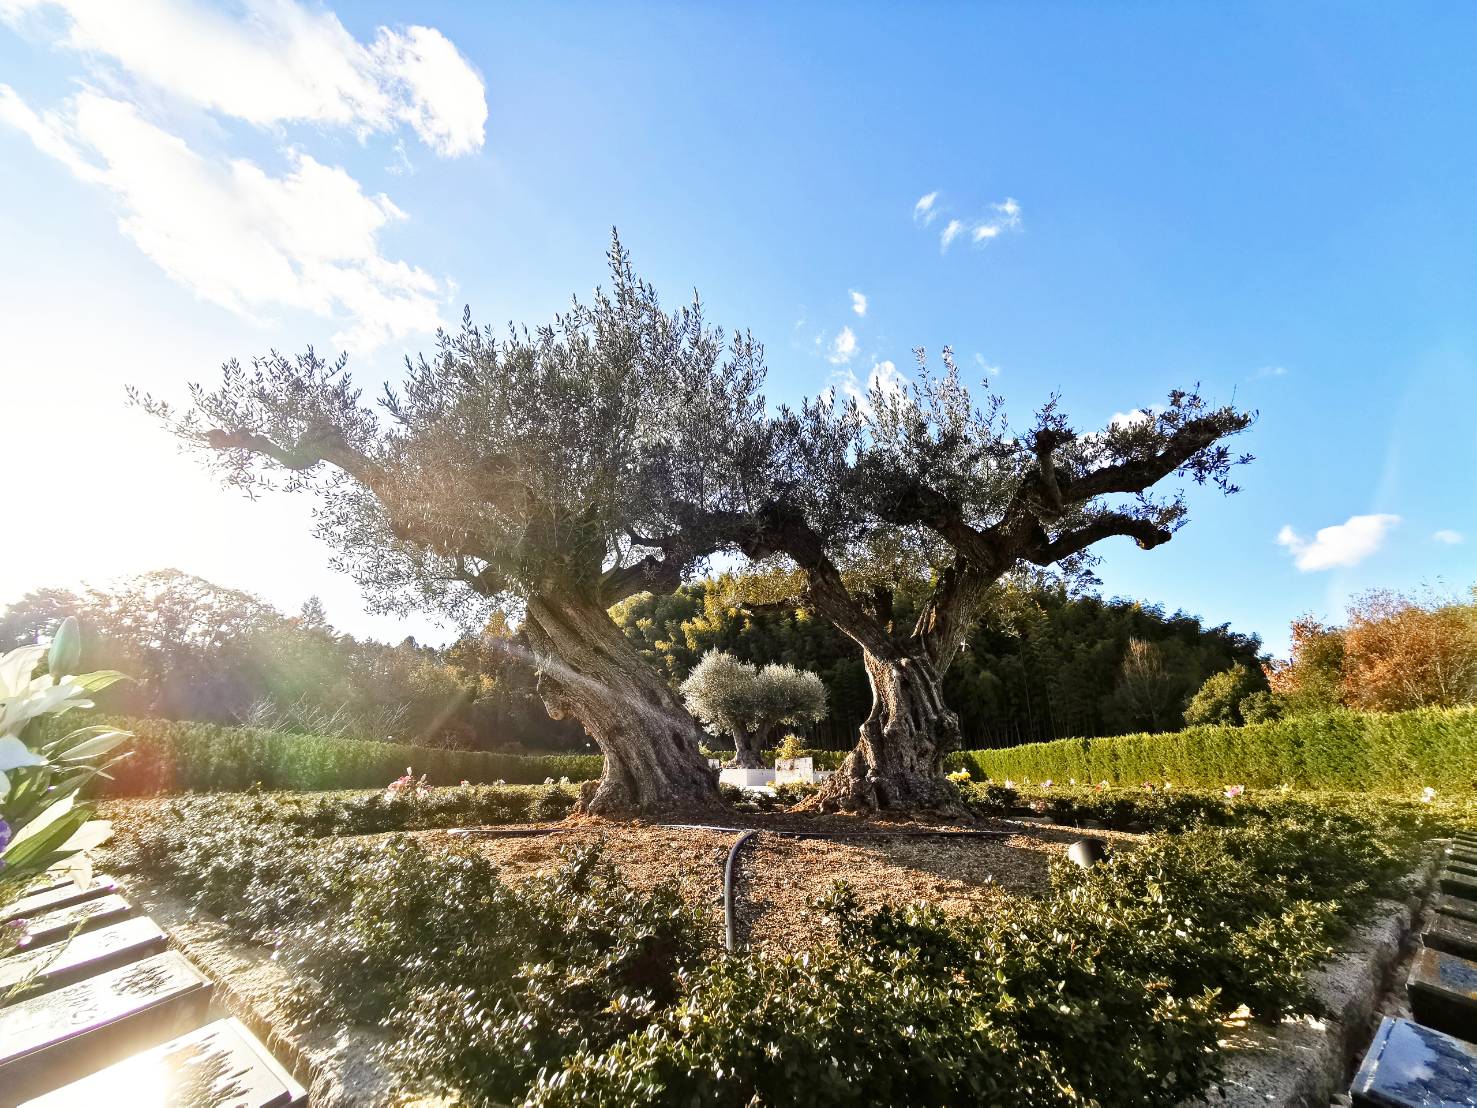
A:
0;674;96;737
0;733;46;800
0;646;45;699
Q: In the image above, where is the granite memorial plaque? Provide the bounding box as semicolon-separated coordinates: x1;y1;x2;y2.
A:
2;878;118;924
1425;914;1477;964
0;916;168;1000
15;894;134;948
0;950;213;1101
20;1017;306;1108
1350;1016;1477;1107
1408;947;1477;1043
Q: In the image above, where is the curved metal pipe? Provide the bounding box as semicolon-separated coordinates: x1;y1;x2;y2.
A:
724;830;761;953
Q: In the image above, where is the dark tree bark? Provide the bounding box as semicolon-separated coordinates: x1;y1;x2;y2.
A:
523;590;719;816
826;647;963;811
730;722;777;769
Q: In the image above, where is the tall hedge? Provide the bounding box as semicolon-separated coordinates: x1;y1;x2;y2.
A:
948;707;1477;793
69;717;604;796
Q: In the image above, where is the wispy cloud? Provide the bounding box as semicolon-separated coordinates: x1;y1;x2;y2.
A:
939;197;1022;253
1254;365;1289;379
1277;514;1400;571
829;360;906;414
913;190;940;225
1433;529;1465;545
0;0;486;351
1109;409;1153;430
973;352;1001;377
849;289;867;317
0;88;444;350
0;0;488;156
827;326;858;365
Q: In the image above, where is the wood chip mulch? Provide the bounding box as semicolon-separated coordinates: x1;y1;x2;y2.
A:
412;818;1144;952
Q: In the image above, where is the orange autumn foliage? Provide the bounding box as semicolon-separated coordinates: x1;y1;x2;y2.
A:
1266;588;1477;713
1341;589;1477;711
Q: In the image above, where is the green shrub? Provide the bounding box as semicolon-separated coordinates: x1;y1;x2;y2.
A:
40;715;604;795
111;802;702;1106
948;706;1477;794
111;780;1439;1106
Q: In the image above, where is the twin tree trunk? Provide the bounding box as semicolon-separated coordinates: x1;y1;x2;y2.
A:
730;726;773;770
518;594;959;817
523;592;718;817
812;649;964;813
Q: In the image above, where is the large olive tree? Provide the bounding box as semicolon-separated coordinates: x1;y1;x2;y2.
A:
736;353;1253;812
133;239;770;815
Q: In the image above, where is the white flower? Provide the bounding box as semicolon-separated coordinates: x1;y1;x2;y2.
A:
1421;786;1436;804
0;733;46;799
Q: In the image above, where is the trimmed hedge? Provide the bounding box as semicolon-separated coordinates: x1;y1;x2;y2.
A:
64;716;603;796
948;707;1477;793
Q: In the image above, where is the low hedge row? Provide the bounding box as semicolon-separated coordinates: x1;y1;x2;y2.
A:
948;706;1477;793
61;716;604;795
107;791;1431;1106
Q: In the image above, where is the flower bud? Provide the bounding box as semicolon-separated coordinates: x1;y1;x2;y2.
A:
49;617;81;676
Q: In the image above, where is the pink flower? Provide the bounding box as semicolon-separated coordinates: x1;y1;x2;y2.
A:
1224;784;1245;799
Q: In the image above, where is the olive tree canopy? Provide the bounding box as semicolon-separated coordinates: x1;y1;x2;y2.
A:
680;650;827;767
134;236;772;815
735;349;1254;811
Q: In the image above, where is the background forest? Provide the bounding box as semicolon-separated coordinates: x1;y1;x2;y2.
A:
5;570;1470;755
1;568;1268;752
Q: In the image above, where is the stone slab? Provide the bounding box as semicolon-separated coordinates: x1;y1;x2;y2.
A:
0;916;168;1001
2;877;118;923
0;950;213;1102
1425;915;1477;964
718;767;775;788
1438;896;1477;926
15;893;134;948
1441;873;1477;901
21;1016;307;1107
1192;899;1411;1108
1408;947;1477;1043
1350;1016;1477;1107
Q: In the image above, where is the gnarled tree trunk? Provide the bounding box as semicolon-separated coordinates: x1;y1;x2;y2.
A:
730;724;773;769
523;592;718;817
812;649;964;813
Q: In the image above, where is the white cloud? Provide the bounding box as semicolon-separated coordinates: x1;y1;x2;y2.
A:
1276;514;1400;572
849;289;867;316
1;87;445;350
1109;409;1153;429
1433;529;1465;545
830;360;906;413
0;0;487;156
827;326;858;365
1255;365;1289;378
913;190;939;225
973;352;1001;377
936;197;1021;252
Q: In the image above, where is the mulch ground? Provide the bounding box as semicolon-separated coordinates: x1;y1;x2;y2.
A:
406;816;1145;951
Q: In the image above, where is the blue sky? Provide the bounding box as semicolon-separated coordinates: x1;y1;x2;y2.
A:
2;1;1473;655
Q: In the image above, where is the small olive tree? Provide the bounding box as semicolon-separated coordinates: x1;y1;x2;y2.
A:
680;650;828;767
